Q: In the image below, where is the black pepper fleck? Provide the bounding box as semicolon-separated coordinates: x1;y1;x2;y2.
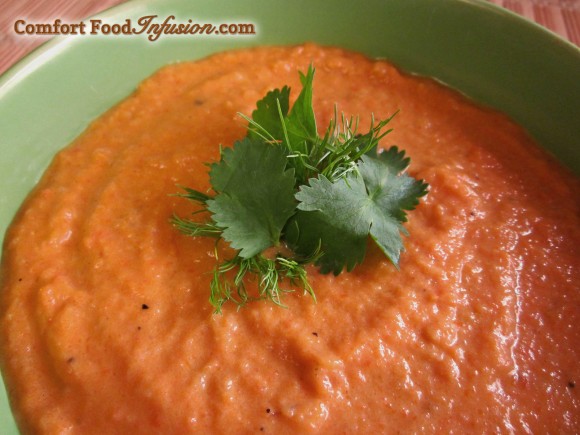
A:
137;326;142;331
67;357;75;364
312;332;318;337
260;428;264;432
568;381;575;388
266;408;271;414
194;99;204;106
142;304;149;310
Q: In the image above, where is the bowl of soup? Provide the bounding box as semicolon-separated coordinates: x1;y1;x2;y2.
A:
0;0;578;433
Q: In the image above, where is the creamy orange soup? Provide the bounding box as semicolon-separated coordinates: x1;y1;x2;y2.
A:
1;44;579;434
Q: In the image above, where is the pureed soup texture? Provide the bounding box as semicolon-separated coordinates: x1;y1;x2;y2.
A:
0;44;579;434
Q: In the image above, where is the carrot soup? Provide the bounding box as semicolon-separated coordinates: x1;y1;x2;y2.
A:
0;44;578;434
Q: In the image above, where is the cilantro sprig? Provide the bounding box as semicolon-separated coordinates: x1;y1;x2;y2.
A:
172;66;428;312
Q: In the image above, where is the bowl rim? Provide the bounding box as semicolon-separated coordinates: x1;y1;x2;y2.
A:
1;0;579;433
2;0;579;93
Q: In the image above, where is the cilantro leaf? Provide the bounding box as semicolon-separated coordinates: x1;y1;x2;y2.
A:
290;147;427;273
359;149;428;222
207;138;296;258
248;86;290;141
285;209;367;274
285;65;318;148
288;173;370;274
243;66;318;185
371;144;410;174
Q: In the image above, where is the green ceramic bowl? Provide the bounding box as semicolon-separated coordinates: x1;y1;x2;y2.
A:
1;0;579;432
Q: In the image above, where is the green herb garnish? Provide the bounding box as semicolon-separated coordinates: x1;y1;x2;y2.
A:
172;66;428;312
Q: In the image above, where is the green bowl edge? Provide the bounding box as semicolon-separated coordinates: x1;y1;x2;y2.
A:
1;0;579;433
